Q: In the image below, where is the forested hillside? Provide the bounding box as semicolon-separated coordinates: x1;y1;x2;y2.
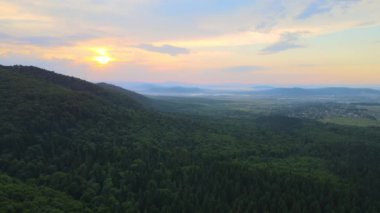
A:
1;65;379;212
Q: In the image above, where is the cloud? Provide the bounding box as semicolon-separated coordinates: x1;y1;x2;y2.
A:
135;44;190;56
255;21;277;32
1;0;376;44
24;34;95;46
295;63;318;67
297;0;331;20
297;0;360;20
260;32;306;54
222;66;267;72
19;36;72;46
0;52;91;77
0;33;95;47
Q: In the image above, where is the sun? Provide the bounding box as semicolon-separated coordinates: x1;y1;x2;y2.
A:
95;55;112;65
93;48;114;65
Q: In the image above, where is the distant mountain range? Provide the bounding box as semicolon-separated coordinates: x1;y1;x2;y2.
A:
251;87;380;97
114;82;380;101
143;86;207;94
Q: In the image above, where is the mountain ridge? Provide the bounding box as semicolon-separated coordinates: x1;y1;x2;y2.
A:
108;80;380;97
1;65;148;110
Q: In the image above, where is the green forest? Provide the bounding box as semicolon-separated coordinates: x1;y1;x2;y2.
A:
0;65;379;212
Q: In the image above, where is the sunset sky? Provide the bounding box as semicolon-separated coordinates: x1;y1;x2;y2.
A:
0;0;379;86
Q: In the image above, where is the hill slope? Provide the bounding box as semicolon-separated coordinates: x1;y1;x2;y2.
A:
97;82;151;105
4;65;147;109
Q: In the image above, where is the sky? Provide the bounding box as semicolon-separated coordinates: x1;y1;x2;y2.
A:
0;0;379;86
